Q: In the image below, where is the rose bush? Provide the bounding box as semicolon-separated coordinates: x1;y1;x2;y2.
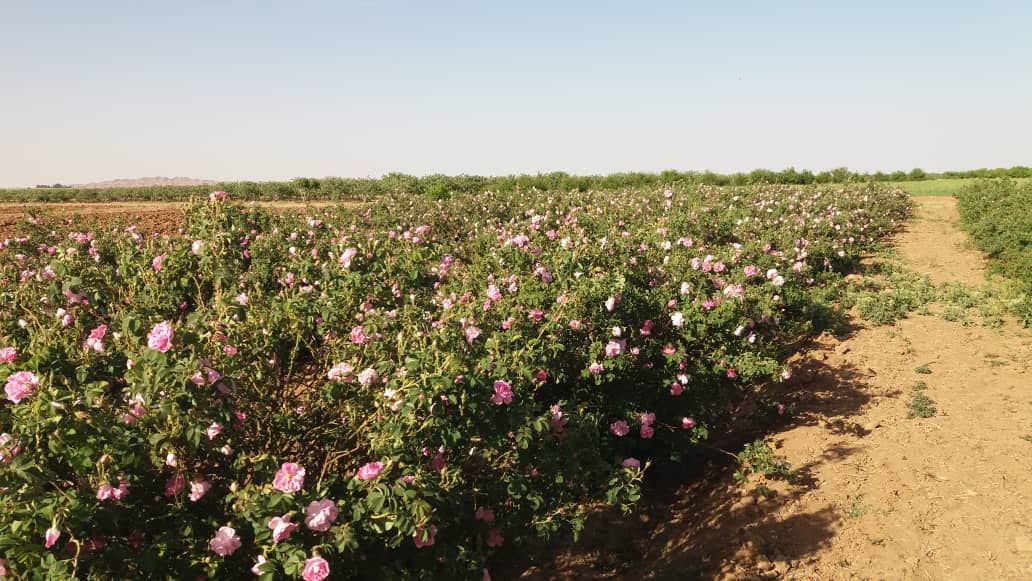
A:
0;184;909;578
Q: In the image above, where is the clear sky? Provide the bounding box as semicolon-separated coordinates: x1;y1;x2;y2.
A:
2;0;1030;186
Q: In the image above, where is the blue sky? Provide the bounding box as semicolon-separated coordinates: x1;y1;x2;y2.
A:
2;0;1030;186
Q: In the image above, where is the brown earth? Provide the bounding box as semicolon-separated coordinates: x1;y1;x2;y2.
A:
0;201;353;238
514;197;1032;580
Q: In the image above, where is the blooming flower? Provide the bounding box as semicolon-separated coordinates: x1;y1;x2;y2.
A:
209;190;227;202
268;514;298;543
251;555;268;576
272;462;306;493
84;324;107;353
302;556;331;581
670;312;685;327
0;347;15;363
622;457;641;468
491;380;513;405
209;526;241;556
4;371;38;403
164;474;185;497
681;416;696;429
609;420;630;436
151;254;164;272
357;368;379;386
206;422;223;440
350;325;368;344
357;461;384;481
413;524;437;548
588;362;604;375
147;321;174;352
189;479;212;502
604;340;624;358
305;499;339;532
327;362;353;380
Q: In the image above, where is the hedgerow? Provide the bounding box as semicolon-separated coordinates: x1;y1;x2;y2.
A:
0;184;909;578
5;165;1028;202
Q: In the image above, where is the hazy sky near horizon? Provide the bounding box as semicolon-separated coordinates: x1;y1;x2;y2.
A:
2;0;1031;186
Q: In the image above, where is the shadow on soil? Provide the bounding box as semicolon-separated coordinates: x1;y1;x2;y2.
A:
509;336;878;580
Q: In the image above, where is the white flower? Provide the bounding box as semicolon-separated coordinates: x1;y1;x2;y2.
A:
670;312;685;327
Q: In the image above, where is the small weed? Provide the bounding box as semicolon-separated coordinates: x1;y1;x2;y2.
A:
1021;435;1032;444
735;440;795;483
847;495;868;518
913;380;928;390
914;364;932;374
908;392;937;418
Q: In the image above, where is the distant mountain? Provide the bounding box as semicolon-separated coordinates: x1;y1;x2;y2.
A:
72;177;219;189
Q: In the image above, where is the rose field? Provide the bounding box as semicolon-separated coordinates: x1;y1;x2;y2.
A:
0;184;913;579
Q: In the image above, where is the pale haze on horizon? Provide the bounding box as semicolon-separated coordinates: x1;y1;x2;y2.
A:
2;0;1030;187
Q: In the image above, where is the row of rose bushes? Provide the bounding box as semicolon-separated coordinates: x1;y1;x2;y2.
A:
955;179;1032;325
0;184;910;578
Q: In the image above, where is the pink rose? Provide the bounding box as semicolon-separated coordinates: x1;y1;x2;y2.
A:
302;556;331;581
151;254;164;272
5;370;38;403
206;422;223;441
490;380;512;405
209;526;241;556
84;324;107;353
609;420;629;436
268;514;298;543
339;247;358;268
164;474;185;497
189;479;212;502
147;321;174;352
251;555;268;576
413;524;437;548
272;462;305;493
327;362;353;381
209;190;227;202
356;461;384;481
621;457;641;468
604;340;624;358
357;368;379;386
305;499;339;532
681;416;696;429
0;347;17;363
474;507;495;523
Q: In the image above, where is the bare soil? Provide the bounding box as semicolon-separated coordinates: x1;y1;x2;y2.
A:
514;198;1032;580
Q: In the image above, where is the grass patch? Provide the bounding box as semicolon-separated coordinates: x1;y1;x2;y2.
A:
914;364;932;374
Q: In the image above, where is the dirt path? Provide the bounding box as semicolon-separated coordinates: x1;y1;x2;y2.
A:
516;198;1032;580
